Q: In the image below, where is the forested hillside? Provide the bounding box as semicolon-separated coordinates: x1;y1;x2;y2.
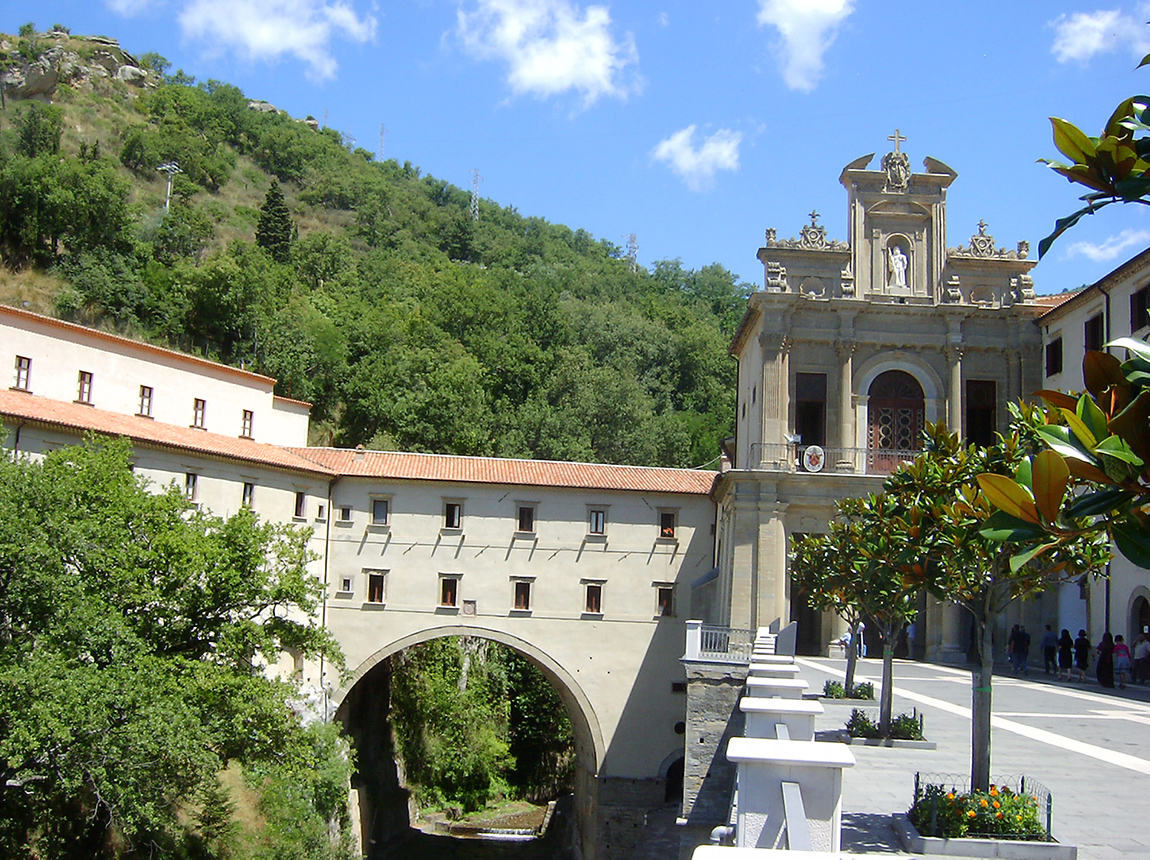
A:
0;27;747;467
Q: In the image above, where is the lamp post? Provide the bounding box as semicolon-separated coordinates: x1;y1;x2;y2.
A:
156;161;182;212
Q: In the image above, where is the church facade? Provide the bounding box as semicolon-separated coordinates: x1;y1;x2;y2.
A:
707;139;1059;660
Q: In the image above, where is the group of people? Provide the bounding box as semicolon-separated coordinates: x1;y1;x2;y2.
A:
1022;624;1150;689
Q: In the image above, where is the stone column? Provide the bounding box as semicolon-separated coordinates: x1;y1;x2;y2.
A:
936;601;968;664
947;347;963;436
756;502;789;631
835;341;855;469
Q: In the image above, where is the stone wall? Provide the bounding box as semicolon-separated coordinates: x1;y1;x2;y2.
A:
680;660;748;826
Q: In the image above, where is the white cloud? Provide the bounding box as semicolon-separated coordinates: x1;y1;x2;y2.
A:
756;0;853;92
456;0;639;105
1050;6;1150;63
106;0;157;14
1064;228;1150;261
658;12;669;27
177;0;377;81
651;125;742;191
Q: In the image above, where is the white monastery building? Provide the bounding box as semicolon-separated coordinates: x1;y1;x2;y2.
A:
3;138;1148;858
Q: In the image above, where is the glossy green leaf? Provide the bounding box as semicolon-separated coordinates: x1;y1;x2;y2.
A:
1083;350;1125;400
1066;487;1135;519
1009;543;1056;573
1107;389;1150;465
1076;392;1109;442
1051;117;1097;163
979;510;1048;543
977;474;1040;523
1059;407;1099;448
1014;458;1033;490
1109;336;1150;363
1095;434;1144;465
1039;203;1109;258
1112;517;1150;570
1035;424;1095;463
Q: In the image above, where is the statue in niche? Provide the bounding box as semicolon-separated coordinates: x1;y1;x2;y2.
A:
888;244;908;290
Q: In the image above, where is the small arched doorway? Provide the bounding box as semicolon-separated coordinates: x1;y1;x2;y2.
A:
867;370;925;473
1132;595;1150;638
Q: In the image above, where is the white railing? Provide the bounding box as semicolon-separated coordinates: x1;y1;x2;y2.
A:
746;443;919;475
685;620;755;663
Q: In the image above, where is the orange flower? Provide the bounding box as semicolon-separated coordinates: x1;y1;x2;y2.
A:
989;786;998;796
946;792;954;800
996;811;1003;819
980;798;989;808
967;810;977;819
992;801;1000;809
1016;815;1022;821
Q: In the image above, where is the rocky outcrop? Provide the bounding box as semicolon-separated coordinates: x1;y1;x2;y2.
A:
0;31;155;104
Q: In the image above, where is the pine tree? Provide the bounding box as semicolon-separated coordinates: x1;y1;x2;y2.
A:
255;179;293;263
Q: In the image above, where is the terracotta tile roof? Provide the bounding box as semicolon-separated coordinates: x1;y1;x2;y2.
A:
1032;291;1080;309
273;394;313;408
0;389;333;476
1;304;277;386
292;448;718;495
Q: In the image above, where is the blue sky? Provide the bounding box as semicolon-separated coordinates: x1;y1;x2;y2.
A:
7;1;1150;294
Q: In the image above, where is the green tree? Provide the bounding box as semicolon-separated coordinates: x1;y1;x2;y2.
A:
0;437;350;857
14;101;63;157
256;180;293;263
891;422;1109;790
791;493;921;735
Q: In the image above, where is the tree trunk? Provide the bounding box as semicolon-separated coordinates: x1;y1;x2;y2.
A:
879;641;895;737
844;618;858;692
971;609;997;792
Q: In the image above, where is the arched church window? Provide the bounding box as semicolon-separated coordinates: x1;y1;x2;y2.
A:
867;370;924;473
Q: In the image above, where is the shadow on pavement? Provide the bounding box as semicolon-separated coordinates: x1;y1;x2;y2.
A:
841;811;901;852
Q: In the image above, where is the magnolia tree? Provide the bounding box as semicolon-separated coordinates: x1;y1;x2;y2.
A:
791;493;921;736
790;533;865;695
889;422;1110;790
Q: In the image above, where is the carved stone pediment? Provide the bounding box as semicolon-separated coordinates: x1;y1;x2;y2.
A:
764;212;849;252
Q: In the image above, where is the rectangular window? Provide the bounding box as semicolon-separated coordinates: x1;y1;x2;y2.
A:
316;503;327;521
184;472;198;501
367;571;386;603
372;499;389;525
589;508;606;535
14;356;30;390
794;372;827;446
1132;286;1150;333
138;385;153;417
241;409;254;438
440;576;459;608
242;481;255;507
657;585;675;617
585;583;603;614
965;380;997;448
1085;313;1105;353
659;510;677;539
294;491;306;519
77;370;92;404
514;580;532;611
517;505;535;533
1045;337;1063;377
339;506;353;522
192;398;206;429
339;575;354;594
444;502;462;530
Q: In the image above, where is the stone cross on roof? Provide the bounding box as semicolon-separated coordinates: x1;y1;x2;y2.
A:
887;128;906;154
809;210;819;225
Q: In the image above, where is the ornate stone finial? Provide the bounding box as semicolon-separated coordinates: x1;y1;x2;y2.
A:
1017;240;1030;259
809;210;820;225
765;227;777;245
887;128;906;154
946;274;963;304
967;221;998;257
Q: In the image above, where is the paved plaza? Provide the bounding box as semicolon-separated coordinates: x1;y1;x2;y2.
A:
799;656;1150;859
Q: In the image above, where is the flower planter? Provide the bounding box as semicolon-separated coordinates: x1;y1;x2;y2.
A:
847;736;935;750
892;812;1077;860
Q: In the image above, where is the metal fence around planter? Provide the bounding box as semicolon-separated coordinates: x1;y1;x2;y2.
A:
912;772;1054;842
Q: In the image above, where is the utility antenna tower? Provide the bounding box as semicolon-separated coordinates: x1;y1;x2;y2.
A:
470;169;482;221
156;161;182;212
378;124;386;161
624;233;638;272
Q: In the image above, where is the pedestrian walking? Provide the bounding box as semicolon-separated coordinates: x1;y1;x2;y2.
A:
1073;629;1090;682
1041;624;1058;674
1135;633;1150;684
1114;635;1133;688
1009;624;1031;675
1057;628;1073;680
1097;631;1115;688
1008;624;1020;673
856;620;867;659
